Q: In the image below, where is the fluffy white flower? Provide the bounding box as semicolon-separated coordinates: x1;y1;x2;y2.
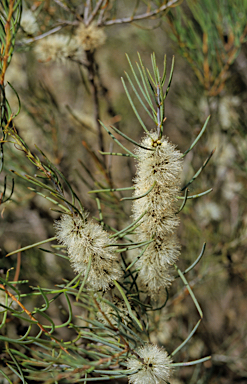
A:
55;213;123;290
134;134;182;188
75;23;106;51
136;235;181;293
127;344;172;384
21;9;39;35
131;133;183;296
133;133;182;235
35;34;81;62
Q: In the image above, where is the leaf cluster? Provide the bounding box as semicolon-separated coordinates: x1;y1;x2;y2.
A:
166;0;247;95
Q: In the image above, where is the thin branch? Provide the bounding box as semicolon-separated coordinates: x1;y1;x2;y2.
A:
102;0;179;26
0;284;69;354
84;0;92;23
19;25;63;45
53;0;70;12
0;0;14;86
13;250;21;286
97;0;108;25
86;51;105;156
85;0;105;27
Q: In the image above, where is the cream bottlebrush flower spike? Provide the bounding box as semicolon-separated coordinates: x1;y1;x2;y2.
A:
127;344;173;384
55;213;123;291
132;132;183;296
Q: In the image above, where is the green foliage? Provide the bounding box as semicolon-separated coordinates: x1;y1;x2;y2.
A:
166;0;247;95
0;0;22;74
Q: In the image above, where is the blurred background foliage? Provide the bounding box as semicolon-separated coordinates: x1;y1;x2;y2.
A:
1;0;247;383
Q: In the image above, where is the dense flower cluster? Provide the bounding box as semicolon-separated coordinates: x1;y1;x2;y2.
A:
127;344;172;384
35;34;81;62
132;132;183;296
55;213;123;290
75;23;106;51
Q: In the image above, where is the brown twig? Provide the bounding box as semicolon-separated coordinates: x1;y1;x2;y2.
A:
18;25;63;45
202;33;210;91
44;346;128;383
93;297;140;359
85;0;105;27
97;0;108;25
38;297;131;383
85;50;105;156
102;0;180;26
84;0;92;23
13;251;21;286
0;0;14;86
53;0;70;12
0;283;69;354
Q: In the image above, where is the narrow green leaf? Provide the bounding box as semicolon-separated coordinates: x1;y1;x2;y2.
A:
113;280;143;330
121;181;156;201
174;264;203;318
88;186;134;194
99;151;134;157
171;356;211;367
28;188;70;212
146;67;156;87
6;237;57;257
126;242;150;271
164;55;175;99
182;116;210;157
56;292;73;328
161;55;167;86
126;54;155;113
121;77;150;134
171;319;201;356
76;255;92;300
0;368;12;383
176;188;188;213
177;188;213;199
181;149;215;191
110;125;155;151
110;210;147;238
116;239;153;253
7;82;21;117
137;53;157;108
99;120;138;157
124;71;154;120
183;243;206;274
